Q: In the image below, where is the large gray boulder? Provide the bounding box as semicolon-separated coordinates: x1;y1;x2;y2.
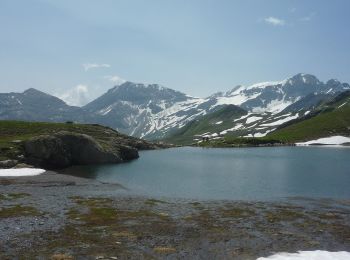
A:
24;131;138;169
0;159;18;168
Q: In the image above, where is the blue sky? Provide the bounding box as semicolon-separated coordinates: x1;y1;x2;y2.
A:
1;0;350;105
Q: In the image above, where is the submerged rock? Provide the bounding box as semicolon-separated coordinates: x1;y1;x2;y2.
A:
24;131;138;169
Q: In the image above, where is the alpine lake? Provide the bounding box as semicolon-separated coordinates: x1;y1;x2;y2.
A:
60;146;350;201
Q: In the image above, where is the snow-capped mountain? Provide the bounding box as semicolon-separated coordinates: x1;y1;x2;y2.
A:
83;82;209;138
213;74;349;113
1;73;349;140
83;74;349;139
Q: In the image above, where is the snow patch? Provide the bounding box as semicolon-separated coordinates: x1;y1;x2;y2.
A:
260;114;299;127
338;102;347;109
257;250;350;260
296;136;350;146
215;121;223;125
246;81;281;90
0;168;46;177
326;88;333;94
246;116;263;124
215;93;260;107
254;98;294;114
234;113;251;122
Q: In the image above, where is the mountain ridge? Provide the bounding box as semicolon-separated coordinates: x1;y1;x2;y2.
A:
1;73;349;141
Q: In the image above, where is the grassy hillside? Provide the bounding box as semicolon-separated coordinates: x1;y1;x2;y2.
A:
163;105;247;145
196;136;283;148
0;121;155;161
267;91;350;142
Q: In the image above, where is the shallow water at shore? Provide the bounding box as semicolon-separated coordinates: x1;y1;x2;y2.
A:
60;147;350;201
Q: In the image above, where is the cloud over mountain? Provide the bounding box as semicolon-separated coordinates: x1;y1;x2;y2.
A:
58;84;90;106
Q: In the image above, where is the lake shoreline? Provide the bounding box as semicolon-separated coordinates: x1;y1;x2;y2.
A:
1;171;349;259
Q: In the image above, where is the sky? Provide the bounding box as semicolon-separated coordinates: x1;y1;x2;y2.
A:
1;0;350;106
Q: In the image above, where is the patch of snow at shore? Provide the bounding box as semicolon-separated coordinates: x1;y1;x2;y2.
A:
257;250;350;260
296;136;350;146
0;168;46;177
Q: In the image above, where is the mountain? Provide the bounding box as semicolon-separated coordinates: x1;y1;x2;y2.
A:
1;74;349;141
211;74;349;113
281;93;333;113
163;106;307;145
267;91;350;142
0;88;93;123
83;81;217;139
82;74;349;140
164;105;247;145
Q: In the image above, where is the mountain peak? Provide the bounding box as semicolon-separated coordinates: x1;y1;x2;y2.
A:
326;79;341;85
290;73;320;84
23;88;44;95
108;81;167;93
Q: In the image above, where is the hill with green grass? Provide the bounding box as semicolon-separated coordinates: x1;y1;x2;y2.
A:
0;121;164;169
267;91;350;142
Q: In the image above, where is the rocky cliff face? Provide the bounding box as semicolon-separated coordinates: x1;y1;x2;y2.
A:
24;131;138;169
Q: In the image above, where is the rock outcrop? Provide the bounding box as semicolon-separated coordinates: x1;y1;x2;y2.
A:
0;160;18;169
24;131;138;169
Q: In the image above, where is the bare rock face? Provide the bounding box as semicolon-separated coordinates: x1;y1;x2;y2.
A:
24;131;138;169
0;159;18;168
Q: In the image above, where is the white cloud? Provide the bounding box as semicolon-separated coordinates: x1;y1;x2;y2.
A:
58;84;90;106
83;63;111;71
104;75;126;85
300;12;316;22
264;17;285;26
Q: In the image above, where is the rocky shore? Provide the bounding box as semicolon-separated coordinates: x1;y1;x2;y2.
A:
0;172;349;259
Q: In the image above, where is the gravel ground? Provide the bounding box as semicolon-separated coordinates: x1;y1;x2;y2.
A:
0;171;350;259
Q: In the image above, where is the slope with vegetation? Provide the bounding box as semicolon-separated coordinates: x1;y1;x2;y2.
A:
178;91;350;147
267;91;350;142
163;105;247;145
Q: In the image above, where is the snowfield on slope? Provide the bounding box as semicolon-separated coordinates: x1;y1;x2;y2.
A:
260;114;299;127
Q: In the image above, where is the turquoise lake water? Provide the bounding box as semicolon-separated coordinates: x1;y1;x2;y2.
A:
62;147;350;201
